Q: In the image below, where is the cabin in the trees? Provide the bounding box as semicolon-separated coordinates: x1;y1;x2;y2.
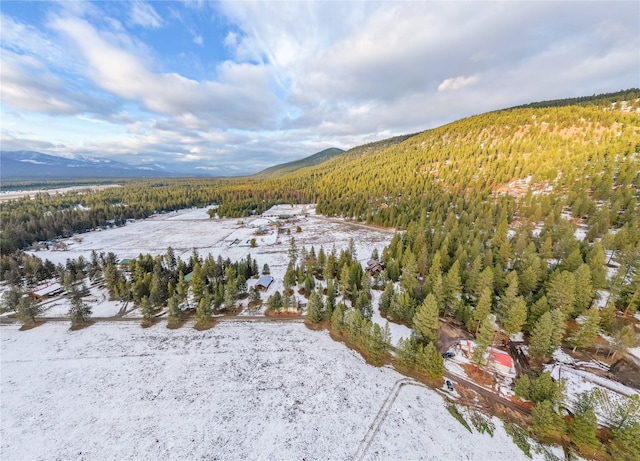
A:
459;340;516;377
29;282;63;301
256;275;274;291
365;259;384;274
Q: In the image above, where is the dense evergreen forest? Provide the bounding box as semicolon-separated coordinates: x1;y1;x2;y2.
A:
1;90;639;459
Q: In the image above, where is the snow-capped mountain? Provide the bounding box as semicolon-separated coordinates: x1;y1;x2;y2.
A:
0;151;184;181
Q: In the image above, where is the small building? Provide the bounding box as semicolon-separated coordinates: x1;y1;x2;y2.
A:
183;272;193;283
30;283;63;301
118;258;133;267
459;340;515;377
256;275;274;291
365;259;383;274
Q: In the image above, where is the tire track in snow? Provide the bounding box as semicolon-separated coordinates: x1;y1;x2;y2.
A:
353;377;428;461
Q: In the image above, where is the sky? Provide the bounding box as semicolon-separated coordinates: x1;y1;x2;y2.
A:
1;1;639;176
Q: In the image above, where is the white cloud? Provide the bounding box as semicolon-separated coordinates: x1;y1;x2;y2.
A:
193;34;203;46
129;1;163;29
438;75;480;92
49;15;281;130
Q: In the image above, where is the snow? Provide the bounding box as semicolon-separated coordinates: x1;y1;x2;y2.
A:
26;206;396;329
546;363;640;426
39;285;124;318
370;287;412;346
630;347;640;360
1;321;550;461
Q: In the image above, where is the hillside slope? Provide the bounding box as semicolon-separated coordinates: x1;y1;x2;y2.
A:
255;147;345;178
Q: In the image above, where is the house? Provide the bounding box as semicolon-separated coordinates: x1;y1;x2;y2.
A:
183;272;193;283
29;283;63;301
365;259;383;274
255;275;274;291
459;340;515;377
118;258;133;267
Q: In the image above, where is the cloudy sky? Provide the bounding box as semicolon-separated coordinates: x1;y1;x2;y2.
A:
1;1;639;175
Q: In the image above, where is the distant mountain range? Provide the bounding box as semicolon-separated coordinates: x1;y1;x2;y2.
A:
0;151;182;181
0;148;349;182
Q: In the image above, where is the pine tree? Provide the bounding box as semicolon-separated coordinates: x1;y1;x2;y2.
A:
167;294;181;325
569;407;601;453
176;271;189;306
573;264;594;315
68;288;91;328
443;260;462;315
498;271;519;321
514;374;531;400
262;263;270;275
416;341;444;379
609;422;640;461
424;341;444;379
530;372;565;405
413;293;440;343
468;287;492;334
396;336;418;371
195;292;212;326
549;308;567;351
355;291;372;319
140;296;154;326
531;400;565;438
473;315;495;366
330;302;344;333
16;295;41;325
529;311;553;360
547;270;576;318
306;291;323;324
504;296;528;337
570;307;601;351
190;262;207;304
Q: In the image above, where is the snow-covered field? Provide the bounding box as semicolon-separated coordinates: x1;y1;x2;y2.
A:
2;321;549;461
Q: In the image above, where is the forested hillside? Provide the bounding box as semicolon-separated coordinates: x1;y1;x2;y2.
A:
2;90;640;459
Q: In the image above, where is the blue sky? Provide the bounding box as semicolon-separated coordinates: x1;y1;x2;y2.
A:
1;1;639;175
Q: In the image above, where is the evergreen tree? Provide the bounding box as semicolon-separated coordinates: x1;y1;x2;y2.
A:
68;288;91;328
609;422;640;461
325;278;336;316
503;296;528;337
16;295;41;325
498;271;519;322
549;308;567;351
413;293;440;343
514;374;531;400
306;291;324;324
529;311;554;360
355;291;372;319
195;292;212;326
468;287;492;335
573;264;594;315
568;396;601;454
443;260;462;315
527;295;549;330
262;263;270;275
330;302;344;333
417;341;444;379
396;336;419;371
547;270;576;318
140;296;154;325
190;262;207;305
473;315;495;366
176;271;189;306
530;372;565;405
531;400;565;438
167;294;181;325
570;307;601;351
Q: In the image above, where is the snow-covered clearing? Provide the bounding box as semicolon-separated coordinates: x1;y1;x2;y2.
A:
26;205;400;337
2;321;550;461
